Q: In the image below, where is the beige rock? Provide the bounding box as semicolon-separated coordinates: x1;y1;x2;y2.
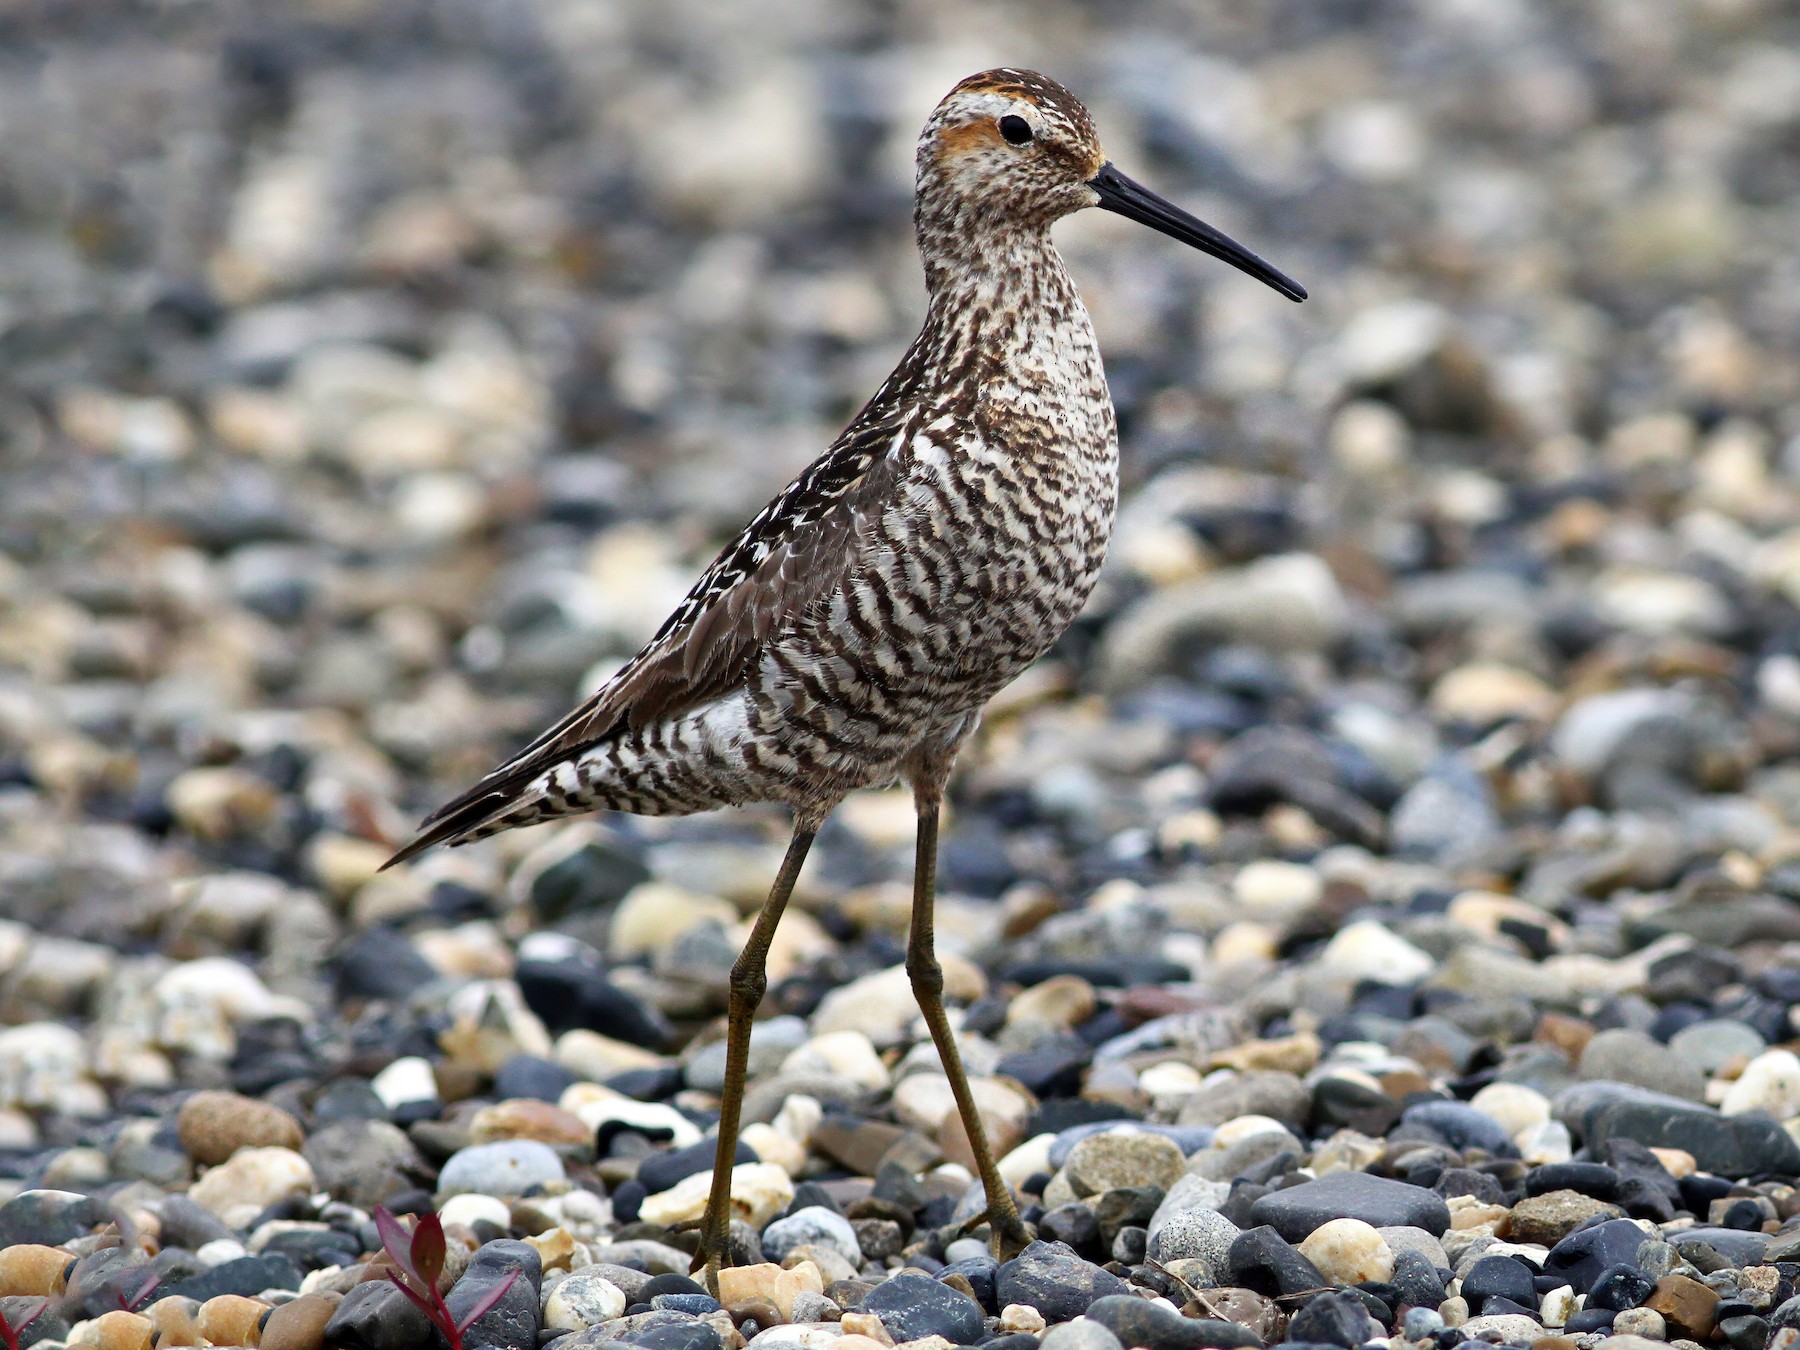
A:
1468;1083;1550;1141
0;1243;70;1296
781;1031;890;1090
1649;1146;1696;1178
891;1073;1031;1139
556;1030;671;1081
1299;1218;1394;1284
1006;976;1096;1029
840;1312;894;1345
188;1147;315;1220
87;1310;154;1350
1063;1131;1185;1196
144;1297;202;1347
811;961;985;1046
743;1122;808;1175
1446;1194;1510;1230
166;766;280;840
196;1294;269;1347
1232;860;1321;915
1506;1190;1623;1245
544;1270;627;1330
610;883;737;960
718;1260;823;1320
469;1099;590;1147
1721;1049;1800;1118
1429;663;1557;723
525;1226;576;1270
641;1162;794;1229
177;1090;305;1165
258;1292;342;1350
999;1305;1046;1334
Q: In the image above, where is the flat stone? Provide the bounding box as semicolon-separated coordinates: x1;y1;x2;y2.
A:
1085;1294;1260;1350
1249;1170;1449;1240
859;1271;983;1344
1507;1190;1625;1244
1586;1100;1800;1178
996;1241;1130;1324
437;1139;567;1196
1645;1273;1719;1340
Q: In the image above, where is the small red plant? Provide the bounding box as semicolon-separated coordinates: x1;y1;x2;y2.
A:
373;1206;519;1350
118;1270;161;1313
0;1299;48;1350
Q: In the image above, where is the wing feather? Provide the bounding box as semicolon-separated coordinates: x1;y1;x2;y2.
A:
382;419;910;865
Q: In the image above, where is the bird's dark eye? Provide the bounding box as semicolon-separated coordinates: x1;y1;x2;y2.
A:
998;114;1033;146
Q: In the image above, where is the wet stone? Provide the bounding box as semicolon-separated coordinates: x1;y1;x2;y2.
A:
995;1242;1129;1324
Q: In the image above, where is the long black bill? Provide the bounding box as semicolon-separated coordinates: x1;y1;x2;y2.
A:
1088;162;1306;302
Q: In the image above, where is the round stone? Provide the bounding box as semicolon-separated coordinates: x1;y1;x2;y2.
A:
437;1139;567;1197
1299;1218;1395;1284
1063;1131;1185;1196
176;1091;305;1166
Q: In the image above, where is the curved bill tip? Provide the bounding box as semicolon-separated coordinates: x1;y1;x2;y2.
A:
1088;162;1307;302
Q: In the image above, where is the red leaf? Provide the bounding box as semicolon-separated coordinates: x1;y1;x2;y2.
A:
373;1205;419;1282
410;1211;446;1287
454;1267;520;1335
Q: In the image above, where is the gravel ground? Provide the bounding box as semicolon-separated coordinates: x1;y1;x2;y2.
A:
5;3;1800;1350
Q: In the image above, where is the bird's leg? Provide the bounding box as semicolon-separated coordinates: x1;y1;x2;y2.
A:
693;823;818;1295
908;791;1031;1261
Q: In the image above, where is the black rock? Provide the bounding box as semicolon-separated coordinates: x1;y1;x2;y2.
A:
1432;1168;1504;1206
324;1279;435;1350
995;1241;1129;1323
1286;1290;1378;1349
641;1275;709;1301
517;958;673;1047
303;1118;425;1210
529;841;651;920
313;1077;390;1123
651;1295;722;1315
620;1321;722;1350
984;1336;1041;1350
0;1189;102;1248
1671;1227;1769;1268
607;1066;685;1101
155;1194;235;1250
1460;1256;1536;1313
259;1227;361;1271
1087;1295;1261;1350
1588;1100;1800;1178
636;1138;756;1195
446;1240;543;1350
996;1036;1091;1098
1040;1203;1101;1257
1248;1172;1450;1240
1390;1250;1447;1309
494;1056;577;1103
610;1179;648;1224
166;1253;303;1302
1526;1163;1619;1201
1543;1219;1651;1293
337;926;439;1001
1400;1102;1518;1156
861;1270;985;1344
1564;1309;1616;1334
1720;1313;1770;1350
1093;1186;1163;1248
1026;1100;1140;1138
1226;1226;1327;1297
938;1256;999;1314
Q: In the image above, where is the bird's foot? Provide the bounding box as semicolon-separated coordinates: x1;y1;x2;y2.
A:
959;1205;1032;1263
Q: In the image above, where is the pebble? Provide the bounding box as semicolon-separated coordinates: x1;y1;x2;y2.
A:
1249;1170;1451;1240
176;1090;306;1165
186;1148;315;1222
1297;1218;1394;1284
437;1139;567;1196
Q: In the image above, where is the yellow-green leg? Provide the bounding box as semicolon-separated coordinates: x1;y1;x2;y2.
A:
692;824;817;1294
908;793;1030;1261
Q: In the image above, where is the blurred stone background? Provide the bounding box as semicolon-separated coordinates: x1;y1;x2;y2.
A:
4;0;1800;1106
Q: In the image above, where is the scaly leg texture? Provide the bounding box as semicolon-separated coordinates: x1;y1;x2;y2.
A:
693;824;818;1294
909;792;1031;1260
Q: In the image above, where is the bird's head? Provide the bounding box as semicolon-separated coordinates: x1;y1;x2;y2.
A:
918;67;1305;302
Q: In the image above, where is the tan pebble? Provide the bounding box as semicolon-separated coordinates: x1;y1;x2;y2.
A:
1209;1032;1321;1075
144;1297;202;1347
89;1309;155;1350
469;1098;590;1147
257;1292;341;1350
523;1225;576;1270
1298;1217;1394;1284
197;1294;269;1346
892;1337;955;1350
718;1261;822;1320
0;1243;71;1296
838;1339;896;1350
1006;975;1096;1029
177;1090;305;1165
841;1312;894;1344
727;1295;785;1328
640;1163;793;1229
1447;1194;1511;1229
999;1305;1046;1334
1649;1146;1696;1178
